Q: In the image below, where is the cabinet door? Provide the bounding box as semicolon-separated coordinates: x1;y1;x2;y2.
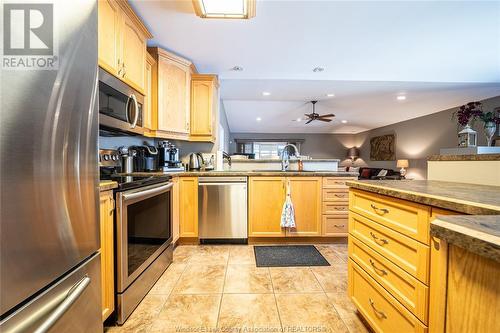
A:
248;177;286;237
98;0;120;75
287;177;322;237
179;177;198;237
121;13;147;93
172;177;180;242
99;190;114;321
143;54;154;130
158;56;190;136
190;75;218;141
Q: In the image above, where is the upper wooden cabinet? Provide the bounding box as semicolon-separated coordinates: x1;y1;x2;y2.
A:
98;0;151;94
143;52;155;130
147;47;192;140
190;74;219;142
248;177;286;237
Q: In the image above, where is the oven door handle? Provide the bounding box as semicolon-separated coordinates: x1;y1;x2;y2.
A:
122;183;173;202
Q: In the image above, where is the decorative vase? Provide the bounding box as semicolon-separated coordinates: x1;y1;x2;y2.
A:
484;121;497;147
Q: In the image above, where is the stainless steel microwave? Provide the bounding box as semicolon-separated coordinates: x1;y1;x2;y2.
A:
98;67;145;135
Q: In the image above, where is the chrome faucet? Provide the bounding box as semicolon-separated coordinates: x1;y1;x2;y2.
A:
222;151;232;167
280;144;300;171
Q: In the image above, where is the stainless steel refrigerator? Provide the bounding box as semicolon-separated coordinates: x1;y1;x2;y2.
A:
0;1;102;332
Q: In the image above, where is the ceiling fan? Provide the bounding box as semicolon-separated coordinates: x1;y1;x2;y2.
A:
303;101;335;124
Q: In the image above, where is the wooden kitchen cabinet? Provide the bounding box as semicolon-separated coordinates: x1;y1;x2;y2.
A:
99;190;114;321
248;177;286;237
98;0;151;94
172;177;180;243
179;177;198;238
286;177;322;236
143;52;155;130
147;47;192;140
190;74;219;142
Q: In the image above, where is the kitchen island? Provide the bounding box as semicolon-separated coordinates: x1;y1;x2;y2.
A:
346;180;500;333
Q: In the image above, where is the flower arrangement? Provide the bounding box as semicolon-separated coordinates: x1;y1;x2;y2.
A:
453;101;500;126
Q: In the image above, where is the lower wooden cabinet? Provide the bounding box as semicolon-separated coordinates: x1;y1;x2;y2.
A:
99;190;115;321
179;177;198;237
172;177;180;242
287;177;322;236
248;177;286;237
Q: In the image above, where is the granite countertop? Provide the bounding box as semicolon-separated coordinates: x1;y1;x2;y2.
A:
428;154;500;161
128;170;359;177
230;158;341;163
346;180;500;215
431;215;500;262
99;180;118;191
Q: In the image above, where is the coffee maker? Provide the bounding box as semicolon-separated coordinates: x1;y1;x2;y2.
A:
158;141;184;172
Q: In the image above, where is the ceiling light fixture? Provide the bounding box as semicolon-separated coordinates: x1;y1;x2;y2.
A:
341;120;348;124
397;95;406;101
312;67;325;72
262;92;271;96
192;0;256;19
326;93;335;97
296;118;302;122
256;117;262;121
231;65;243;71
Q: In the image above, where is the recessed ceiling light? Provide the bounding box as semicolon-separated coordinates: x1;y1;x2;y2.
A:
341;120;348;124
231;65;243;71
262;92;271;96
192;0;256;19
296;118;302;122
326;93;335;97
312;67;325;72
397;95;406;101
256;117;262;121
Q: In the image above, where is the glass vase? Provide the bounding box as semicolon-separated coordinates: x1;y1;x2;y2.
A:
484;121;497;147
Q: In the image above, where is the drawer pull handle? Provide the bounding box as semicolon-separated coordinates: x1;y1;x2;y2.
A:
334;207;346;210
334;224;345;228
334;194;346;198
370;232;389;245
370;204;389;214
335;182;345;185
369;259;388;275
369;298;387;319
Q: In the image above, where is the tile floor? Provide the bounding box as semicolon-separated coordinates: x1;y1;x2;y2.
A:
105;244;370;333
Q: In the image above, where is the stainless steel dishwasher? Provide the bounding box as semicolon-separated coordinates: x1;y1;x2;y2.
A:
198;177;248;244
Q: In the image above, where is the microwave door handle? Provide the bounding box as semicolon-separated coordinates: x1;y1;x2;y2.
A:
130;93;139;129
122;183;173;202
125;94;131;124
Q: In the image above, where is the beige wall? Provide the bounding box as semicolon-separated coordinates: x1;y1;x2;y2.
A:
352;95;500;180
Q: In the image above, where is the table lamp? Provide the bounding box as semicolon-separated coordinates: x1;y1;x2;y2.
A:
397;159;409;178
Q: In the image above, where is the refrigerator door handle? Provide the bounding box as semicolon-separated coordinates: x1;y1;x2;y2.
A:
33;276;91;333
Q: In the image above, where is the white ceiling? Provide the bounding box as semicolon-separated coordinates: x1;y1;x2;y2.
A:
131;0;500;133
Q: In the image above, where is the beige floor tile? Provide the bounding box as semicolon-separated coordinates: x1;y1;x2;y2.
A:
270;267;323;293
316;245;346;264
224;264;273;293
312;267;348;293
218;294;281;330
228;245;256;265
173;245;199;263
173;264;226;294
342;314;371;333
276;293;349;333
325;293;357;319
188;245;230;265
149;263;187;295
115;294;168;333
150;294;221;333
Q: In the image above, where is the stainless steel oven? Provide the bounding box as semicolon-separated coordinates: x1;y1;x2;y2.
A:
115;181;173;324
98;67;145;135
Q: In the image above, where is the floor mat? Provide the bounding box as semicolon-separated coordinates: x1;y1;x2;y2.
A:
254;245;330;267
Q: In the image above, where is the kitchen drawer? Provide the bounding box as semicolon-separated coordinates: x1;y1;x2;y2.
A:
349;189;430;244
322;216;348;236
322;202;348;215
349;212;430;284
348;259;428;333
348;236;429;323
323;177;354;188
323;189;349;202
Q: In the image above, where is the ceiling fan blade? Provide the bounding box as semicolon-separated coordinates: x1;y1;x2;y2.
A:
305;119;313;124
317;118;333;122
318;114;335;118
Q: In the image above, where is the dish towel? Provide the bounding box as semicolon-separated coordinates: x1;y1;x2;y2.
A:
280;181;296;228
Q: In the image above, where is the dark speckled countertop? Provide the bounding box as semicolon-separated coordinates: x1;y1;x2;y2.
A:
431;215;500;262
346;180;500;215
127;170;359;177
347;180;500;260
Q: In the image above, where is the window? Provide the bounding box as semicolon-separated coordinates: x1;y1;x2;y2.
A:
235;139;303;159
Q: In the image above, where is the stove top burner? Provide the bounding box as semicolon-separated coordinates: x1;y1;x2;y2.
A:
102;174;171;191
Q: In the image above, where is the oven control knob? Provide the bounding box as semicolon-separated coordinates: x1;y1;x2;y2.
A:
112;155;118;161
103;154;110;161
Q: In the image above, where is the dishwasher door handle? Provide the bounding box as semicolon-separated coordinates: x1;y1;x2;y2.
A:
199;182;247;186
